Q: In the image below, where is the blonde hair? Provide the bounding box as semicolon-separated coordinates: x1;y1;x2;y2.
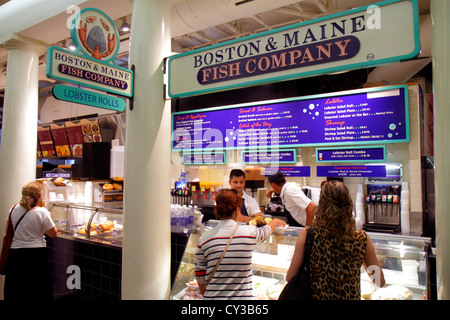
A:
314;180;355;241
20;182;42;210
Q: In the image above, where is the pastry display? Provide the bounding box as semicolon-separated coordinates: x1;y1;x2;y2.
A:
54;177;67;186
113;183;122;190
98;221;114;232
77;221;115;235
102;183;114;190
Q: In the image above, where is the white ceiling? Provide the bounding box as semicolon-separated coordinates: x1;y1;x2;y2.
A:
0;0;431;94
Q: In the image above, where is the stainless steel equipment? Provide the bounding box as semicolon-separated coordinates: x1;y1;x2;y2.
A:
364;184;401;233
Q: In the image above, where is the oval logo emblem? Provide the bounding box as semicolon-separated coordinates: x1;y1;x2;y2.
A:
70;8;120;63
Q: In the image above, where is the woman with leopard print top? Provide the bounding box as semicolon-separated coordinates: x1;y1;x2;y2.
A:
286;180;385;300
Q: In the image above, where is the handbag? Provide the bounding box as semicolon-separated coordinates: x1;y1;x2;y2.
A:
0;204;29;275
206;223;239;286
278;226;315;300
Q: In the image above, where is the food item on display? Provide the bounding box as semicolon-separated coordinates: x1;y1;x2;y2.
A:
77;225;98;236
78;221;115;235
249;216;272;226
253;280;285;300
98;221;114;232
113;183;122;190
360;280;375;299
371;285;413;300
54;177;67;186
103;183;114;190
113;176;124;181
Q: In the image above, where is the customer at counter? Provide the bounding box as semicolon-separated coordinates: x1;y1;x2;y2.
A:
195;189;286;299
228;169;263;223
267;171;315;227
3;181;57;300
286;180;385;300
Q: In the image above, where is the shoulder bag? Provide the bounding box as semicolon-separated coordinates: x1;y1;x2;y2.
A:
206;223;239;286
0;204;30;275
278;226;315;300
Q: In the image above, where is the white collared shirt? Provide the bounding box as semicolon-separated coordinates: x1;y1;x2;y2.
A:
241;191;261;217
280;182;312;226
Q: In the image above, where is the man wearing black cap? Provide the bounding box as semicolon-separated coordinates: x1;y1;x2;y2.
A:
267;171;315;227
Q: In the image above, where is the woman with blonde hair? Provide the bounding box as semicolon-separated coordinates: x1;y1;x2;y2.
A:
195;189;285;299
3;181;57;300
286;180;385;300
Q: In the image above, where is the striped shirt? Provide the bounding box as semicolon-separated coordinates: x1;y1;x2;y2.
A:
195;219;271;300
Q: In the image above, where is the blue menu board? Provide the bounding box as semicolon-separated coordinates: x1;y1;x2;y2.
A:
316;146;386;163
172;85;409;151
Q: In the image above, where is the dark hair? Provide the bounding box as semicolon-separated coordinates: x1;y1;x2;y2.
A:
214;189;242;219
267;171;286;186
314;180;355;241
229;169;246;180
20;182;42;210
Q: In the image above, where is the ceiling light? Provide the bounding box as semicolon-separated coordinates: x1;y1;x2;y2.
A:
65;39;76;51
120;18;130;32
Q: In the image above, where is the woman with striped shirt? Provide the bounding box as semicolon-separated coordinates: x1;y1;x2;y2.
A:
195;189;286;299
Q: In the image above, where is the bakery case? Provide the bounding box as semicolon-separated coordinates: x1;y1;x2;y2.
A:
170;220;432;300
45;200;124;300
47;201;124;246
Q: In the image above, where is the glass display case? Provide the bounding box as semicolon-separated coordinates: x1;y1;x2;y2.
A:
47;201;124;247
170;220;431;300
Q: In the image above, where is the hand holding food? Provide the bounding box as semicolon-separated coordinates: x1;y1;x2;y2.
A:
249;216;272;226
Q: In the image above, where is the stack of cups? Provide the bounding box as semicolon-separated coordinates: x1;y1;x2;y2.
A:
355;184;365;230
84;181;93;204
400;182;410;235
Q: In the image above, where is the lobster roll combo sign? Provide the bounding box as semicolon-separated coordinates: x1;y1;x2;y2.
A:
46;8;133;98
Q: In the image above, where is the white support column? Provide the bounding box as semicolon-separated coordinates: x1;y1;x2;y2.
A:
0;34;46;299
122;0;173;299
431;0;450;300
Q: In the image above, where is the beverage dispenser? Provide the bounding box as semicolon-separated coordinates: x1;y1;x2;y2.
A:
364;184;401;233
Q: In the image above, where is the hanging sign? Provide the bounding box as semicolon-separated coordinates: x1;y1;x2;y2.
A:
46;8;133;98
168;0;420;98
52;84;126;112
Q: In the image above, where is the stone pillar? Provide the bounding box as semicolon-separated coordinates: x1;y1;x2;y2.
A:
121;0;173;299
431;0;450;300
0;34;46;299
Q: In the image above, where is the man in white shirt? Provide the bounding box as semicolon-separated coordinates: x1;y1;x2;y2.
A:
267;171;315;226
228;169;263;223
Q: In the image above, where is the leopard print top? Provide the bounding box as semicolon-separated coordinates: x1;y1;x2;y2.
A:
309;227;368;300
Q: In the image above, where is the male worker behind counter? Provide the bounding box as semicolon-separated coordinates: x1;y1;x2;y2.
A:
267;171;315;227
228;169;263;223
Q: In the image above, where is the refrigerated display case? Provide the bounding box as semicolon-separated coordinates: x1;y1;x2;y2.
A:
170;221;432;300
48;201;123;247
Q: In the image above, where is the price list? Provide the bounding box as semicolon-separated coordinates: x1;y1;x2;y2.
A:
172;85;409;151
